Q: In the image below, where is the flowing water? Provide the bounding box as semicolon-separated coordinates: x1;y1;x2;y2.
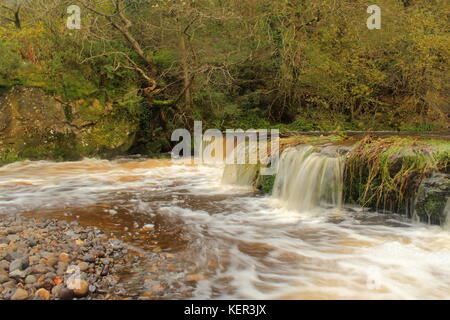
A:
1;157;450;299
273;146;343;211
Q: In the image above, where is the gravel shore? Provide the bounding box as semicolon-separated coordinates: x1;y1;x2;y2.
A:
0;215;146;300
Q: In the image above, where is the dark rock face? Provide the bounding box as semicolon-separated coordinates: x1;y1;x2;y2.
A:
415;173;450;225
0;86;137;165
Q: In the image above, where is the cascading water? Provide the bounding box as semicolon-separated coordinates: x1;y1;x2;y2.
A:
221;141;260;187
2;157;450;299
221;164;259;187
272;145;344;212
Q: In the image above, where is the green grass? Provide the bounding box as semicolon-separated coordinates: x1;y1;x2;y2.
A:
344;136;450;215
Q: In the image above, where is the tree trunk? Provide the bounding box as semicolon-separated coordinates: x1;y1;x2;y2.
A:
180;34;192;109
14;8;21;29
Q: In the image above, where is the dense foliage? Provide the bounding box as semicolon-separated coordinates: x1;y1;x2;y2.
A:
0;0;448;155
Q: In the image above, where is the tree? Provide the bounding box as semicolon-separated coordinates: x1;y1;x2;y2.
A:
0;0;26;28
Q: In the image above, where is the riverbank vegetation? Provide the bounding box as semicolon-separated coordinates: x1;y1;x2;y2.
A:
0;0;448;158
344;135;449;216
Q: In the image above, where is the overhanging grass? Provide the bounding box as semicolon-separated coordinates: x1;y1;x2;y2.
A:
344;135;449;215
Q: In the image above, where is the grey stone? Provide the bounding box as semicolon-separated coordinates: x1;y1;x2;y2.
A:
25;274;37;284
9;258;28;272
6;234;21;242
5;252;25;262
0;274;9;283
9;269;27;279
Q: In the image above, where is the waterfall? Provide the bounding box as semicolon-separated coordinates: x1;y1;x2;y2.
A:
221;138;260;187
221;163;259;187
273;145;344;212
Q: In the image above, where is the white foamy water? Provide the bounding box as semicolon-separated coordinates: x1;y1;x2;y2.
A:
273;146;343;211
0;158;450;299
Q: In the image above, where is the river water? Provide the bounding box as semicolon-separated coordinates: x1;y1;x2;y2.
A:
0;158;450;299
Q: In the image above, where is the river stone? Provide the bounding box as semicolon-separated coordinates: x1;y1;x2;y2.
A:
58;287;74;300
59;253;70;263
6;226;23;234
29;255;40;265
9;258;28;272
9;269;27;279
6;235;21;242
45;257;58;267
3;280;16;289
415;173;450;226
51;283;63;296
45;272;57;280
31;264;48;274
0;274;9;283
83;254;96;263
0;260;9;270
73;280;89;297
35;288;50;300
11;288;29;300
5;252;25;262
78;262;89;272
25;274;37;284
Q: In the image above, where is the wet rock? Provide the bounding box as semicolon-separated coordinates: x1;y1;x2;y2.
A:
7;235;21;242
25;274;37;284
11;288;29;300
9;269;27;279
28;239;39;247
51;283;63;297
67;279;89;297
186;273;205;282
40;280;55;291
31;264;48;274
101;265;110;276
58;288;74;300
45;272;57;280
6;226;23;234
35;288;50;300
83;254;96;263
0;274;9;283
9;258;28;272
29;255;40;265
59;253;70;263
56;267;65;276
45;257;58;267
0;216;147;300
5;252;25;262
150;283;165;294
415;173;450;225
78;262;89;272
56;261;69;270
0;260;9;270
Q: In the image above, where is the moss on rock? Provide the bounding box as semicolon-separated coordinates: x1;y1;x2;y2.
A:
256;174;277;195
344;135;449;223
414;173;450;225
0;86;138;165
